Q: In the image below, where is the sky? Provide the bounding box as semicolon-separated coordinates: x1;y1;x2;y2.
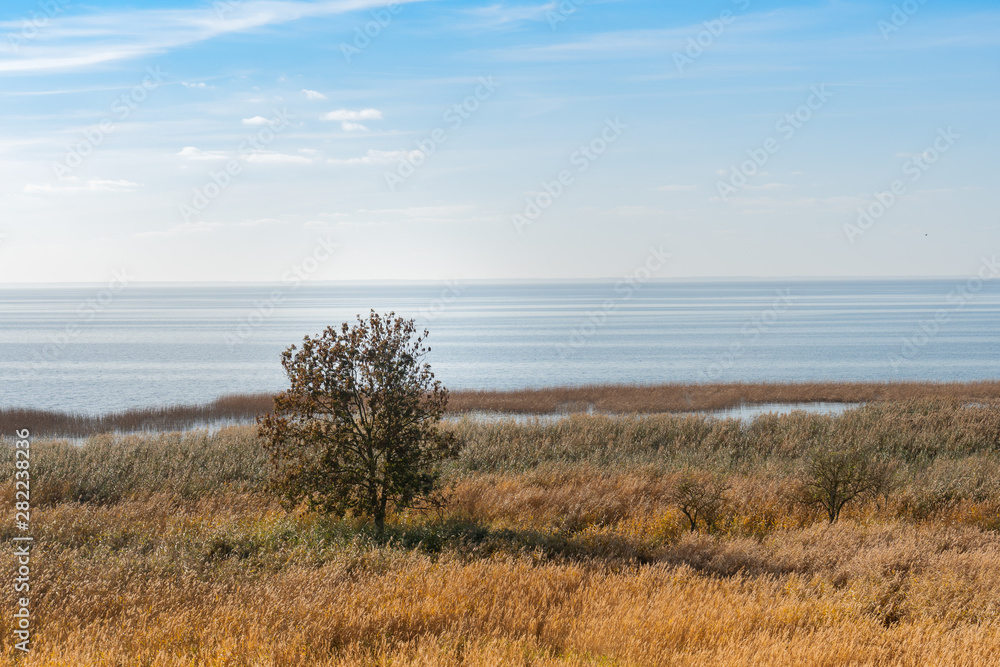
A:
0;0;997;283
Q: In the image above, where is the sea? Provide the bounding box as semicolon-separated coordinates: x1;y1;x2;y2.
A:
1;279;999;414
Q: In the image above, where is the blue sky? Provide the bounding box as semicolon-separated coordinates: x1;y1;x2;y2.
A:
0;0;997;282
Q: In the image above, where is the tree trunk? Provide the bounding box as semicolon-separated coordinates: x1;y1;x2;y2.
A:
374;491;388;536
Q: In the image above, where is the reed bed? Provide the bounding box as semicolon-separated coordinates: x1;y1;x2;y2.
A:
3;402;1000;664
6;381;1000;437
446;380;1000;414
0;392;275;438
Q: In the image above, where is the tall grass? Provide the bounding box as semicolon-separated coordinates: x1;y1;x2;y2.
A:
3;496;1000;664
4;402;1000;664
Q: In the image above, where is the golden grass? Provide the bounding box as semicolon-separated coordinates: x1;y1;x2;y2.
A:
3;492;1000;665
4;402;1000;664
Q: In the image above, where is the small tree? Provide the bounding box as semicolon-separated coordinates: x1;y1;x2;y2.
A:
670;471;730;532
796;446;891;523
257;311;458;534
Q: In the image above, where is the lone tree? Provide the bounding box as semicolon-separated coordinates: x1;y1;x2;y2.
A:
257;311;458;534
795;445;894;523
670;471;730;532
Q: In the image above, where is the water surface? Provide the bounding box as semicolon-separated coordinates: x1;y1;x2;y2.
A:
1;279;998;413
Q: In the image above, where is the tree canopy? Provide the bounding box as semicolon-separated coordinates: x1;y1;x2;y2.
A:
257;311;458;533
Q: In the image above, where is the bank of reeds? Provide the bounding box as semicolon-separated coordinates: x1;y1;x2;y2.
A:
6;380;1000;437
446;380;1000;414
0;392;275;437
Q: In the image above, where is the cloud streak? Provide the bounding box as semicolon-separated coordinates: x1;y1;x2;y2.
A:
0;0;428;73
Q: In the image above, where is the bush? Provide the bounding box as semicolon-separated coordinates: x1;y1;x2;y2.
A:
795;445;894;523
669;471;730;532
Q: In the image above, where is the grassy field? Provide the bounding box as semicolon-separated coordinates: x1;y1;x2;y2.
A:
3;401;1000;664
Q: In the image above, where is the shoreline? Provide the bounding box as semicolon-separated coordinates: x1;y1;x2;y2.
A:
3;380;1000;438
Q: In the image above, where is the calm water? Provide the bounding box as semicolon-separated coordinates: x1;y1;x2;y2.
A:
1;279;999;414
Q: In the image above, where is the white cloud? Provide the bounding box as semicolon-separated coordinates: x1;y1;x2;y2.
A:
461;3;557;28
138;221;223;237
322;108;383;122
234;218;288;227
138;219;288;237
177;146;229;160
242;116;271;126
24;178;142;194
327;149;418;166
613;205;665;216
302;89;327;100
182;81;211;89
244;152;313;164
321;109;383;132
304;204;488;227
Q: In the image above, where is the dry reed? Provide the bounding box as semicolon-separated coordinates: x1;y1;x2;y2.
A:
7;381;1000;437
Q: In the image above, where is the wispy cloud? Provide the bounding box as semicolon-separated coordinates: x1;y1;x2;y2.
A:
138;218;287;237
327;149;417;166
138;221;223;237
322;108;383;132
0;0;428;73
302;89;327;100
244;151;314;165
24;178;142;194
461;2;557;28
322;108;383;121
177;147;229;161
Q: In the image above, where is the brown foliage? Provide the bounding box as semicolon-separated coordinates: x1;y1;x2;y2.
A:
257;311;459;533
